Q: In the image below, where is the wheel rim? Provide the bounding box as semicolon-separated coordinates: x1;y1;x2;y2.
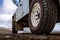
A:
31;3;41;27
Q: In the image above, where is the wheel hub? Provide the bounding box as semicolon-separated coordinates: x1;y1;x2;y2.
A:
31;3;41;27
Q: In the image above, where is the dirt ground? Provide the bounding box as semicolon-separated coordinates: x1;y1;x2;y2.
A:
0;33;60;40
0;28;12;34
0;28;60;40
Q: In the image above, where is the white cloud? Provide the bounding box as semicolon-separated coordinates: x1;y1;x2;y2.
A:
3;0;17;15
0;0;17;28
0;23;11;28
0;14;12;21
52;23;60;32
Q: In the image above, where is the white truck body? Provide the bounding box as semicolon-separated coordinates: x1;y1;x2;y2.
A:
15;0;29;22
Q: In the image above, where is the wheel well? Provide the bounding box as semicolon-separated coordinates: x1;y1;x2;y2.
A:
29;0;32;5
53;0;60;22
56;0;60;22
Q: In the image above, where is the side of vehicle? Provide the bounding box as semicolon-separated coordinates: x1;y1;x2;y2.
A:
12;0;59;34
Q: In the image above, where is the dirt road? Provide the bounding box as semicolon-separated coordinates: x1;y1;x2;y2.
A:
0;33;60;40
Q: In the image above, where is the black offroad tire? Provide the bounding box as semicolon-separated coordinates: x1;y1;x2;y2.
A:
43;0;57;34
29;0;57;34
12;17;17;34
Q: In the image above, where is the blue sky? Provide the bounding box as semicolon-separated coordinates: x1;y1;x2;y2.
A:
0;0;60;32
0;0;3;5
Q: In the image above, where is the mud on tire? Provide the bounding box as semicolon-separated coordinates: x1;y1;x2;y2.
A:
12;16;17;34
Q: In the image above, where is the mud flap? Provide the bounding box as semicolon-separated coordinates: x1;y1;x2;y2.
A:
15;22;23;31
